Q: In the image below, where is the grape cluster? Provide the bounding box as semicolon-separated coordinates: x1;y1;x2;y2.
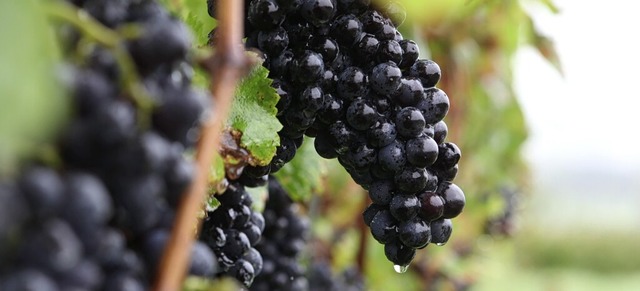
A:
308;262;365;291
250;176;310;291
199;182;266;287
217;0;466;267
0;0;218;289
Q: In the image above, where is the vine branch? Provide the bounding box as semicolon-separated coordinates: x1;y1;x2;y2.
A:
153;0;249;290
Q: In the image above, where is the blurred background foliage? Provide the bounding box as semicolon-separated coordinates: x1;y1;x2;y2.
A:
290;0;637;290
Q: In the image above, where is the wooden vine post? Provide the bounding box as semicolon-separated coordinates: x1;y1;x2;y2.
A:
154;0;249;290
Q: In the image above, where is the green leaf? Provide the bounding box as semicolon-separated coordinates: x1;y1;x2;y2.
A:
228;64;282;166
183;276;240;291
0;0;68;176
274;138;325;202
160;0;216;47
182;0;217;47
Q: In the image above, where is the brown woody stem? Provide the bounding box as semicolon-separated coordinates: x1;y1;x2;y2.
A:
153;0;247;290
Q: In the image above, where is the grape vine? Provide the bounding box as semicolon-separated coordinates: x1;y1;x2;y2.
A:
0;0;477;290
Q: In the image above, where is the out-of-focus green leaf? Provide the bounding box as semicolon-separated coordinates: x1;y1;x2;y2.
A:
229;65;282;165
538;0;560;14
159;0;216;47
159;0;216;89
379;0;479;26
246;185;268;212
182;276;240;291
274;138;325;202
0;0;67;176
528;20;564;75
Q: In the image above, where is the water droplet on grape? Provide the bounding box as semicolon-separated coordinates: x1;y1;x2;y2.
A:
393;264;409;273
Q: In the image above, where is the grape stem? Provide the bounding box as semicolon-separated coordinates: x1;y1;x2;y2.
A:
153;0;249;290
44;1;154;128
356;193;370;274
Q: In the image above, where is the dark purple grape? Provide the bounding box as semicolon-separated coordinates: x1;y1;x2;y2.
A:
258;27;289;55
394;78;425;106
406;134;439;167
363;203;384;226
430;218;453;245
348;144;377;168
18;166;64;220
58;259;103;290
152;87;207;147
0;269;58;291
360;10;385;34
417;87;449;124
366;120;396;148
337;66;368;101
314;132;338;159
221;230;251;261
243;247;263;275
376;22;396;41
92;100;137;148
435;142;461;168
309;37;339;63
410;59;441;88
439;182;465;219
354;33;380;65
435;164;458;182
321;69;338;91
301;0;337;26
395;107;426;138
346;97;378;130
189;241;218;277
128;16;191;71
248;0;285;30
418;191;445;221
389;193;420;221
398;219;431;248
370;62;402;95
62;172;112;233
376;40;402;64
399;40;419;69
394;167;429;193
72;69;115;117
241;224;263;246
328;121;356;154
337;0;371;14
270;136;298;171
377;140;406;173
19;219;82;274
369;210;397;243
368;180;394;205
433;120;448;144
103;273;145;291
299;85;325;114
317;94;344;124
384;239;415;266
331;14;363;45
269;50;295;79
293;50;324;84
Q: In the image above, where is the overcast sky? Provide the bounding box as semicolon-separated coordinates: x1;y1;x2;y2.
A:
514;0;640;229
515;0;640;173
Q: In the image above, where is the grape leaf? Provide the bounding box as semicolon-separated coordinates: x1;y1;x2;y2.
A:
0;0;67;176
228;64;282;166
159;0;216;47
182;0;217;47
183;276;240;291
274;138;326;202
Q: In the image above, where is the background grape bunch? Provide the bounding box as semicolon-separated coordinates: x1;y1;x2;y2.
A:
1;0;218;289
